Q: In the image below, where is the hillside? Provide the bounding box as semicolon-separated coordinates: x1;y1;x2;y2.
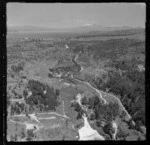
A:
7;28;145;141
7;25;143;33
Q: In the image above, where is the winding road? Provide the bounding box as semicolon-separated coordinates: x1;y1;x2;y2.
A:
8;46;135;141
69;52;137;140
71;52;135;124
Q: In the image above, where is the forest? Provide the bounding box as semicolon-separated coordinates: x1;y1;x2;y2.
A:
25;80;60;112
10;102;26;115
72;38;145;130
72;38;144;61
71;94;121;139
94;62;145;129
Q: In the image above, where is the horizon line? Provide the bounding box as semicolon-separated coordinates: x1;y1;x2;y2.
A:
7;24;145;29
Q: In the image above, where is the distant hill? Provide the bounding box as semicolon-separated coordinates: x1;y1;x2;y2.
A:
77;28;145;37
7;25;144;33
68;25;140;33
7;26;63;33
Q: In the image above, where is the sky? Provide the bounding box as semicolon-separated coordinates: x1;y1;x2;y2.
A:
7;3;146;28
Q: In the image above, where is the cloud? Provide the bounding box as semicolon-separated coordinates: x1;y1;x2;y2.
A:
63;18;97;26
82;23;93;26
63;18;85;23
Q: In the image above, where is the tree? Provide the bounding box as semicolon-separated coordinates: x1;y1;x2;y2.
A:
26;79;60;112
90;113;95;120
87;98;93;109
93;95;100;109
77;111;83;120
74;103;82;112
96;120;101;127
103;123;112;137
81;96;88;105
108;102;120;119
20;128;26;139
55;89;59;96
27;130;34;138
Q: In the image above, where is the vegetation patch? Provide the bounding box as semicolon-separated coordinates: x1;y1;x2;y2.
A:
25;80;60;112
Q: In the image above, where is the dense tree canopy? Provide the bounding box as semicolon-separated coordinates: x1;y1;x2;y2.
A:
93;61;145;127
25;80;60;112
